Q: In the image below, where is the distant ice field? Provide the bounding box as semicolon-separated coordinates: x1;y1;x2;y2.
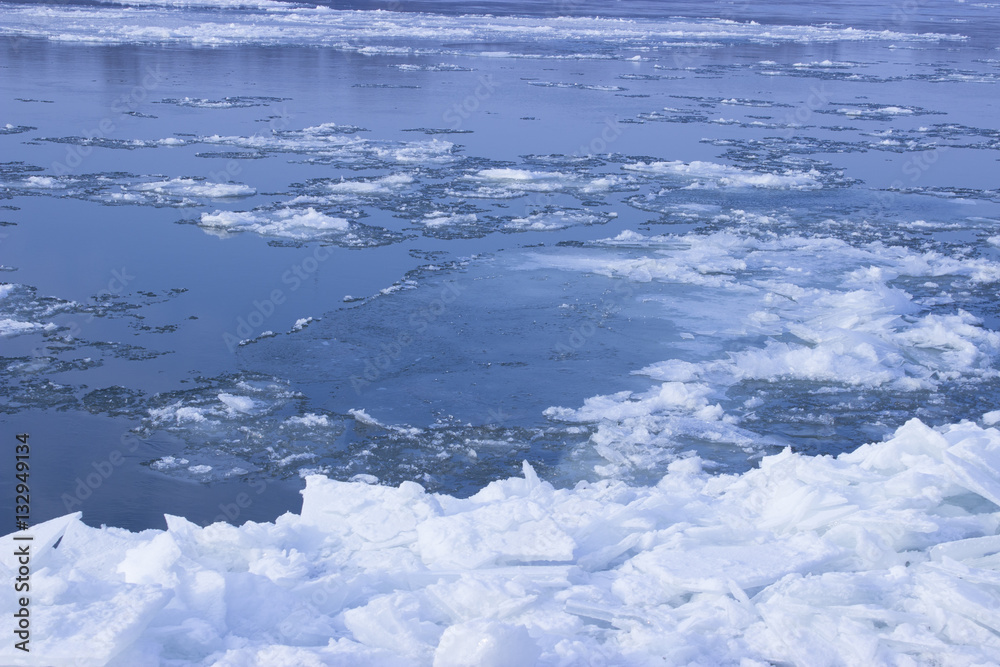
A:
0;0;974;53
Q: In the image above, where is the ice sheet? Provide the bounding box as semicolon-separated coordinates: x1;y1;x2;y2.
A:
3;418;1000;665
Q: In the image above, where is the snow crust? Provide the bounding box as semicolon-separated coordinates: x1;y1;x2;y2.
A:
3;419;1000;665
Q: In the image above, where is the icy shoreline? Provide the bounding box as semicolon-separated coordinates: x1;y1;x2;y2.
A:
3;417;1000;665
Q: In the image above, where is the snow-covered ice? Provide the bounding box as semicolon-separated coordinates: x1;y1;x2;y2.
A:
4;418;1000;665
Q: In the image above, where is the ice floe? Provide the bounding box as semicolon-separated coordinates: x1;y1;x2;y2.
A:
198;207;350;240
623;160;823;189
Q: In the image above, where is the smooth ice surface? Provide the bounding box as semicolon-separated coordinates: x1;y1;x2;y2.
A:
3;418;1000;665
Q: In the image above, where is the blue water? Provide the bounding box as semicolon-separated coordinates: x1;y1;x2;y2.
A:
1;0;998;530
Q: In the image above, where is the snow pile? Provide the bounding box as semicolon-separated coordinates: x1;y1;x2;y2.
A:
3;418;1000;664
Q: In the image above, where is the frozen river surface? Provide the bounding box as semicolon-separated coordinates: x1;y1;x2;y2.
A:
1;0;1000;663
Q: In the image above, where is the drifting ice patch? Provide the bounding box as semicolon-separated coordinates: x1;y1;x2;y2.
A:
198;207;349;240
325;172;415;195
0;123;35;135
623;160;823;189
157;95;286;108
0;283;69;338
459;168;627;198
819;103;945;121
130;178;255;198
420;211;479;228
504;209;616;231
1;169;255;208
0;318;49;336
197;128;453;168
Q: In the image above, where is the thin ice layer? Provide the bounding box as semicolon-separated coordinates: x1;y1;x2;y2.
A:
2;418;1000;665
